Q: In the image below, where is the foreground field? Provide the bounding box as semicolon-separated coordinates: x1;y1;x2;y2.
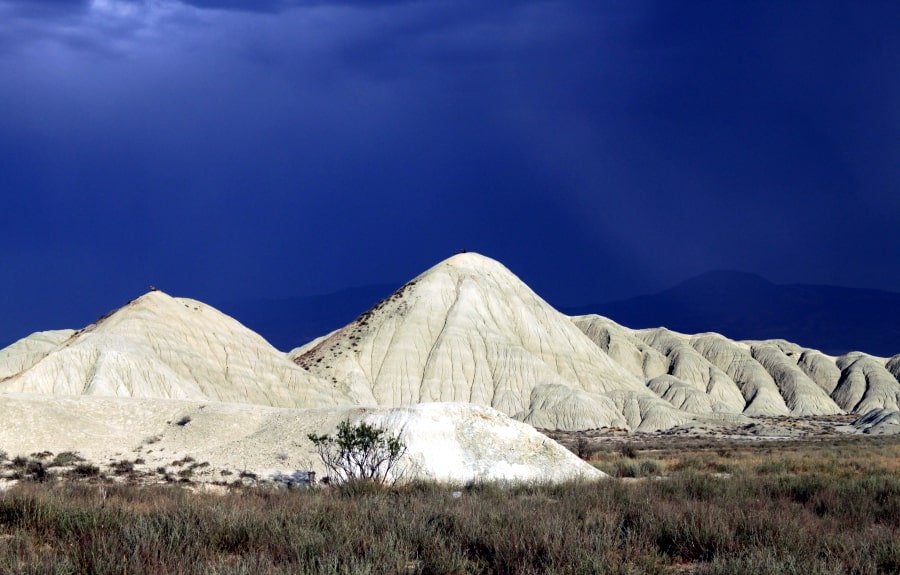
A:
0;437;898;575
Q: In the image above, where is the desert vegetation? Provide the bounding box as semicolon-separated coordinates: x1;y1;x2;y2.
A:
308;419;407;486
0;437;896;574
560;432;900;480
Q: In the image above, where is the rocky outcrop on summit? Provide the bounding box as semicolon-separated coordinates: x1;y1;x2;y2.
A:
0;292;349;409
294;253;669;431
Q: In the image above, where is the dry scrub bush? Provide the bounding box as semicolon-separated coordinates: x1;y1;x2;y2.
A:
308;420;406;487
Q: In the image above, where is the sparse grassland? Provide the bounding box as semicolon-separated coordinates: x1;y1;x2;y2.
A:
578;434;900;480
0;435;897;574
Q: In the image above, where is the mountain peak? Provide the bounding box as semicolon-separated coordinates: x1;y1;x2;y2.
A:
432;251;510;275
1;289;349;409
294;252;657;430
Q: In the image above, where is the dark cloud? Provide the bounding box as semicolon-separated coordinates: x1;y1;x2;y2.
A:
0;0;897;344
180;0;418;12
1;0;91;14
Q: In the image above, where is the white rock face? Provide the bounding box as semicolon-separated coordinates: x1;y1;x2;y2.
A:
514;384;627;431
0;394;602;484
886;355;900;382
294;253;659;430
749;344;843;415
1;251;897;453
574;315;899;424
0;292;349;409
795;349;842;394
639;329;749;414
0;330;74;380
647;375;715;414
833;353;900;413
571;316;667;380
356;403;604;482
853;408;900;435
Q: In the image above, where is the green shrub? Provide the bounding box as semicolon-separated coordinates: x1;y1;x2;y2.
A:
308;420;406;486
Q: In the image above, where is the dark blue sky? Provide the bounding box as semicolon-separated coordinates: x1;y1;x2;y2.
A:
0;0;898;341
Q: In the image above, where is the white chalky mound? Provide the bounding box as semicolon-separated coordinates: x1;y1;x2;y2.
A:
0;329;75;380
0;394;602;483
1;292;349;409
1;248;898;477
572;315;899;432
292;253;679;431
355;403;604;482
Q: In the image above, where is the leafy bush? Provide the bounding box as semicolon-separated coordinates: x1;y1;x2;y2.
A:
308;420;407;486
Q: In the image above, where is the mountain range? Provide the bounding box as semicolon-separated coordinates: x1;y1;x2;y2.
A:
0;253;898;484
565;270;900;357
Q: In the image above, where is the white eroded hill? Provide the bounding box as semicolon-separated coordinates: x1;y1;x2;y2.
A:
0;329;75;380
292;253;689;431
1;251;897;483
573;315;900;425
0;286;603;483
0;292;349;409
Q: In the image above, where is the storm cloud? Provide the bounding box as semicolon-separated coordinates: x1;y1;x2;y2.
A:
0;0;897;342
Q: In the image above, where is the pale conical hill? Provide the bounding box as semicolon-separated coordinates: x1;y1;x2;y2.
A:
293;253;682;431
0;291;349;409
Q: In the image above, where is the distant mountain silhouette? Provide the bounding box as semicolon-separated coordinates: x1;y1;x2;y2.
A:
563;271;900;357
217;284;397;351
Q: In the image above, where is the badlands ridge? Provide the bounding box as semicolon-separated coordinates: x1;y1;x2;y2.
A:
1;253;898;483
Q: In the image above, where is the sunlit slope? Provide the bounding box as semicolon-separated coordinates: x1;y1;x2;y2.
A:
574;315;899;421
0;395;603;483
293;253;686;431
0;329;75;380
0;291;349;409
